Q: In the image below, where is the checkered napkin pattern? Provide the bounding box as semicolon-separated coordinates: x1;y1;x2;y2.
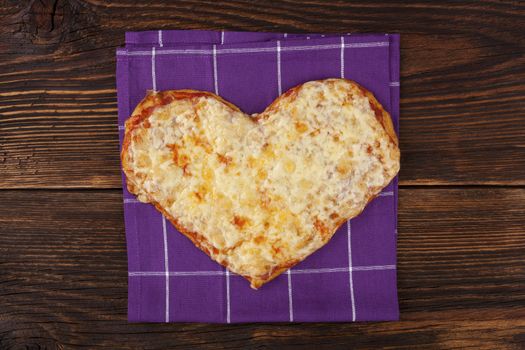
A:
117;30;400;323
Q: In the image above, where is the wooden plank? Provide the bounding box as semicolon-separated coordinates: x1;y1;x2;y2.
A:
0;188;523;348
0;1;524;188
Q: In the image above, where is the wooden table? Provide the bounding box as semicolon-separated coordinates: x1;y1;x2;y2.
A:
1;1;524;348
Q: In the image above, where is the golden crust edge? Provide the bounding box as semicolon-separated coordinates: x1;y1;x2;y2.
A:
357;83;399;147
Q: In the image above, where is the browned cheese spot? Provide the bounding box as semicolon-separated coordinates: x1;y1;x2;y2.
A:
193;136;212;153
258;190;272;209
295;122;308;133
257;169;267;181
194;191;203;202
253;235;266;244
336;162;350;176
217;153;233;166
310;128;320;137
314;217;330;240
232;215;249;229
167;143;191;175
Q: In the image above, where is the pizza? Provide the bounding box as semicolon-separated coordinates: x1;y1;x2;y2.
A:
121;78;400;289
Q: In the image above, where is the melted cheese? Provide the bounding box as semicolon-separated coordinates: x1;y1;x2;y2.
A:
123;79;400;288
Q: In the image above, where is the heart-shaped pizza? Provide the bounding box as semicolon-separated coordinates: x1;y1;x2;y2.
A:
122;79;400;289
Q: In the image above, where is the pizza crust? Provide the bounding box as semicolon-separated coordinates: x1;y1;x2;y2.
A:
121;79;400;289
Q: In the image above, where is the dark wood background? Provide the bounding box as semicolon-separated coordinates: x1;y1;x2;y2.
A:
1;0;524;349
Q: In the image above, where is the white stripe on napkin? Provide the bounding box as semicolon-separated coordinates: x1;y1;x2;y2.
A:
119;42;389;57
151;47;157;91
128;265;396;277
162;216;169;322
347;221;356;322
158;30;163;47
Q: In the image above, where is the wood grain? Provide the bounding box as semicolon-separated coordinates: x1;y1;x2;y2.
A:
0;188;523;349
1;1;524;349
0;0;524;188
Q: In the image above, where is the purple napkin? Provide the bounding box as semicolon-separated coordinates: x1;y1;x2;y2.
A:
117;30;400;323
